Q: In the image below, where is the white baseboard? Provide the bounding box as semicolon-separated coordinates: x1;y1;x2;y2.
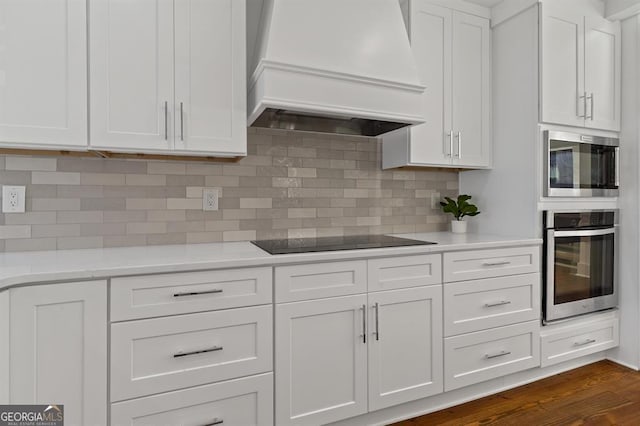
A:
607;356;639;371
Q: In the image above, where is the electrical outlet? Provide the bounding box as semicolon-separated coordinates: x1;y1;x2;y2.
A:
2;185;26;213
202;188;219;211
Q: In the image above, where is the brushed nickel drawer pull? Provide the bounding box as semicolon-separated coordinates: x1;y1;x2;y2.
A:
578;92;586;118
361;304;367;344
200;418;223;426
374;302;380;341
180;101;184;141
484;300;511;308
485;350;511;359
482;260;511;267
164;101;168;140
173;289;223;297
174;346;223;358
574;338;596;347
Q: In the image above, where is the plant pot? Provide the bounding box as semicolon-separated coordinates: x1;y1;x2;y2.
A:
451;220;467;234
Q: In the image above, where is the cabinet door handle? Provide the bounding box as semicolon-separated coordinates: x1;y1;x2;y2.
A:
374;302;380;341
173;289;223;297
200;419;224;426
164;101;169;140
485;350;511;359
448;131;454;157
180;102;184;141
574;338;596;347
484;300;511;308
587;93;594;120
174;346;223;358
456;131;462;158
578;92;586;118
482;260;511;267
360;304;367;344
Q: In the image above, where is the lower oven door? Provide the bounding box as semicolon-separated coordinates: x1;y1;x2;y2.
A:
545;227;618;322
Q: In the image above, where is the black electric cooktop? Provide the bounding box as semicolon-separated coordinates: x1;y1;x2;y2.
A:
251;235;435;255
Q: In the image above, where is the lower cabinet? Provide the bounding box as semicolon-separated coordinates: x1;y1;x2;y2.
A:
541;312;619;367
110;305;273;401
444;320;540;391
368;286;443;411
111;373;273;426
275;295;368;425
9;281;107;426
275;286;443;425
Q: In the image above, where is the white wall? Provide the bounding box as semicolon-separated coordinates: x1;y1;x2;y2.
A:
459;5;539;237
608;14;640;370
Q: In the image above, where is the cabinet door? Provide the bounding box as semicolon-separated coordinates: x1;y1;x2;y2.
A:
0;0;87;147
10;281;107;426
452;11;491;168
408;2;452;166
541;5;585;128
90;0;174;151
275;295;367;425
368;286;443;411
174;0;246;155
584;16;621;132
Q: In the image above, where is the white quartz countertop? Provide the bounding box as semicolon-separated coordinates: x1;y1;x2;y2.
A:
0;232;542;291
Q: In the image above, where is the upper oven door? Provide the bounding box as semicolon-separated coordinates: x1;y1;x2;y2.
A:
545;131;619;197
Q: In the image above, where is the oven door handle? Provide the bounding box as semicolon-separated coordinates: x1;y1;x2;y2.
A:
553;228;615;238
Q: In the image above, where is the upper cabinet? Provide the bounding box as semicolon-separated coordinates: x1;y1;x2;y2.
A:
89;0;247;156
0;0;88;149
383;0;491;170
541;1;621;132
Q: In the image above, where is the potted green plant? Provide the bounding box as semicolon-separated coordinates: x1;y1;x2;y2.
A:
439;194;480;234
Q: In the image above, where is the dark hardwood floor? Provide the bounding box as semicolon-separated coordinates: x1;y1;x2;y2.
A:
394;360;640;426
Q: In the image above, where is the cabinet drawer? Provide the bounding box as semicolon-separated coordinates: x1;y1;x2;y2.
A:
541;315;619;367
111;373;273;426
111;305;272;402
443;246;540;282
444;321;540;391
111;267;272;321
368;254;442;292
275;260;367;302
444;274;540;336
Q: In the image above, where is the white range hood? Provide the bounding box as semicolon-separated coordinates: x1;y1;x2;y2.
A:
247;0;426;137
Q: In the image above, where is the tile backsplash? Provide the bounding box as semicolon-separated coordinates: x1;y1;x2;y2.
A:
0;129;458;252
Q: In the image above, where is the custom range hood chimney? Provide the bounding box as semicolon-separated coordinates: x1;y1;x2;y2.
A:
247;0;426;137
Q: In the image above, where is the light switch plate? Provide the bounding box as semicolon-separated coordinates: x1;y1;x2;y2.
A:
2;185;26;213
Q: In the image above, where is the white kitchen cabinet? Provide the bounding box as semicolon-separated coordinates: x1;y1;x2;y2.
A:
275;295;368;426
444;321;540;391
275;260;368;303
444;274;540;336
90;0;246;156
540;311;619;367
584;15;621;131
382;0;491;169
111;373;273;426
274;255;446;425
9;281;107;426
0;0;87;148
174;0;246;154
89;0;174;151
540;1;621;131
111;305;272;402
368;286;443;411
